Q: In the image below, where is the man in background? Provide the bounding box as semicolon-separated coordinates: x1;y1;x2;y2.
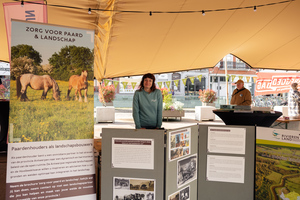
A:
230;79;251;106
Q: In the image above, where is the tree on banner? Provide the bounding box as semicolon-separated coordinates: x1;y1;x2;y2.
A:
49;46;94;81
11;44;42;66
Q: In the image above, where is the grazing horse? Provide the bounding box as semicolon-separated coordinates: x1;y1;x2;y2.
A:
66;70;88;102
16;74;60;101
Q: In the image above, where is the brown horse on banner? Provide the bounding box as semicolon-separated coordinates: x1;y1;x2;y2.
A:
66;70;88;102
17;74;61;101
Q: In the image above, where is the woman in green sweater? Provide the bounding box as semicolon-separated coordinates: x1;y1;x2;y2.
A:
133;73;163;129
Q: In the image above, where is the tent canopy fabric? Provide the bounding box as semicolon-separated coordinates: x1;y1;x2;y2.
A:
1;0;300;80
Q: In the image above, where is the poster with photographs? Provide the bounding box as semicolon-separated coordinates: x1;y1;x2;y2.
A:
113;177;155;200
177;154;197;188
169;128;191;161
168;185;190;200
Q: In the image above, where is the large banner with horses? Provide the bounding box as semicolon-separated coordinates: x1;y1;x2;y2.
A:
7;20;96;200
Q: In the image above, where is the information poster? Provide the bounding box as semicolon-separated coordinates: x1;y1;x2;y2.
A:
113;177;155;200
6;139;95;200
206;155;245;183
111;138;154;169
177;154;197;188
256;127;300;200
208;126;246;155
168;185;190;200
169;128;191;161
7;20;95;200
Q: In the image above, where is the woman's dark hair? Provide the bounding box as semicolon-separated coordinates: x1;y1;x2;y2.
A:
138;73;156;92
0;78;2;85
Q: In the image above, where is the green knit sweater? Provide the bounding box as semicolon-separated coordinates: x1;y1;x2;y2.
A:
132;89;163;129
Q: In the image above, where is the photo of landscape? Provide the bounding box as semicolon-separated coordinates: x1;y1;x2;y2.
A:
255;141;300;200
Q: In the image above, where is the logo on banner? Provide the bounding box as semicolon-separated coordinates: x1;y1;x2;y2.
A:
272;130;280;140
182;78;187;86
270;130;300;143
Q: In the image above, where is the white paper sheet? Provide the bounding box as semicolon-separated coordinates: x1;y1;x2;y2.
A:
206;155;245;183
208;126;246;154
111;138;154;169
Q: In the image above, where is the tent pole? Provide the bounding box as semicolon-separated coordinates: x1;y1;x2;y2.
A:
225;56;229;104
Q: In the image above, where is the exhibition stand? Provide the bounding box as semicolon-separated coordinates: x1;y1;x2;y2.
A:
102;124;300;200
101;125;260;200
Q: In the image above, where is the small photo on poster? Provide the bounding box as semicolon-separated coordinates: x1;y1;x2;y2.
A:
169;128;191;161
177;154;197;188
168;191;179;200
113;177;155;200
168;185;190;200
114;178;130;190
179;186;190;200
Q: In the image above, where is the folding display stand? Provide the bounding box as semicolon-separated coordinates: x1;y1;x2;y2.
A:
101;125;298;200
197;125;255;200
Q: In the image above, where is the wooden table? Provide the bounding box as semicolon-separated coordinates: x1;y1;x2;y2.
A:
271;118;300;129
